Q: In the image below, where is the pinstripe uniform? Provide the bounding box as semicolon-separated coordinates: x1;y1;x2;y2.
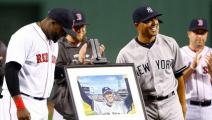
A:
116;34;186;120
93;100;128;115
181;46;212;120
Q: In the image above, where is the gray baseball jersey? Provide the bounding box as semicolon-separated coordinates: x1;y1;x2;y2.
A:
94;100;128;115
116;34;186;96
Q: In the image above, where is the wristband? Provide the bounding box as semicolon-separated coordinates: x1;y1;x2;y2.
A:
14;96;25;109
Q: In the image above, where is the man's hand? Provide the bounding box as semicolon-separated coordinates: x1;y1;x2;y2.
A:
78;43;92;64
99;44;106;56
17;108;31;120
205;52;212;78
183;49;203;82
79;43;106;64
177;76;187;119
190;49;202;69
13;95;31;120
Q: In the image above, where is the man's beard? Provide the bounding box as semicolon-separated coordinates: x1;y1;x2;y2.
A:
52;36;60;43
51;32;66;43
73;35;86;43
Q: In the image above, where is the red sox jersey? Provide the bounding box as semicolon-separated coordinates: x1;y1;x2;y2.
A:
116;34;186;96
5;23;58;98
180;46;212;100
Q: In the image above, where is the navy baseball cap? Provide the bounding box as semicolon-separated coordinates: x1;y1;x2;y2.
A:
102;87;112;94
189;18;208;31
72;10;87;26
132;5;162;23
48;8;74;33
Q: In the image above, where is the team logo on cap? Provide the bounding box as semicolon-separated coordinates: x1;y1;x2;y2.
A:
147;7;153;13
76;13;82;21
197;19;203;26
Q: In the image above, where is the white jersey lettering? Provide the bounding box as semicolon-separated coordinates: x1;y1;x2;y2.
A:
155;59;173;69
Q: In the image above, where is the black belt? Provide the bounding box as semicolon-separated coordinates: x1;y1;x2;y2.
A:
190;100;211;107
20;92;45;100
145;91;175;101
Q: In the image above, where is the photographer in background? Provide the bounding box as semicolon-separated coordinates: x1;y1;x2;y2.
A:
50;9;105;120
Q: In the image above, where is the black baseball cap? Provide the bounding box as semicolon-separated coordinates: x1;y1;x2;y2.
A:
48;8;74;33
132;5;162;23
102;87;112;94
189;18;208;31
72;10;87;26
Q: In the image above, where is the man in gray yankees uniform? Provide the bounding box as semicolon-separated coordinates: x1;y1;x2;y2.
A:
116;5;187;120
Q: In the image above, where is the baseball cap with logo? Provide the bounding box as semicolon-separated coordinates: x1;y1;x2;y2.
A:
102;87;113;95
48;8;74;33
72;10;87;27
132;5;162;23
189;18;208;31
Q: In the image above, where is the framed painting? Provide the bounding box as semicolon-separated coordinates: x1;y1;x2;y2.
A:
64;63;148;120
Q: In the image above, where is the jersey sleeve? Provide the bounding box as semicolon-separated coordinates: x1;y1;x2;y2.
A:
6;32;32;66
172;40;186;78
180;47;189;68
78;81;93;109
116;50;126;63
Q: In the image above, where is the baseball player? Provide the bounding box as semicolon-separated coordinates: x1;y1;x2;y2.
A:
116;5;186;120
0;8;74;120
78;78;133;115
93;87;129;115
181;18;212;120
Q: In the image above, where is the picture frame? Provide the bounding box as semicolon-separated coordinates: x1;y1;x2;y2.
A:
64;63;148;120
